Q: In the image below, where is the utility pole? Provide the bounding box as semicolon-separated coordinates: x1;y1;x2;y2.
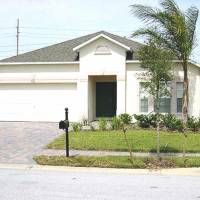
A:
16;18;19;56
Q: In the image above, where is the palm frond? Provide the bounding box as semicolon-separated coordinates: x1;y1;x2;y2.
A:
131;2;184;54
160;0;181;16
132;28;166;44
132;27;180;57
159;0;189;59
131;0;199;61
185;6;199;52
130;4;161;23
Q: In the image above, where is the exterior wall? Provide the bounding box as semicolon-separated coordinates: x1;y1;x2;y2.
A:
126;63;142;115
126;62;200;117
0;64;79;83
188;63;200;116
79;37;126;120
0;63;80;122
172;63;200;117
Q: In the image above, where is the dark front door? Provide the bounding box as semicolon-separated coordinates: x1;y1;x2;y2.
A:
96;82;117;117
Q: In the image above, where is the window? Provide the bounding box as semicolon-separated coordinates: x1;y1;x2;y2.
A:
139;83;148;113
94;45;111;55
155;98;171;113
154;82;171;113
176;82;183;113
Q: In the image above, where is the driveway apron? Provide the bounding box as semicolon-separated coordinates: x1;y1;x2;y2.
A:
0;122;61;164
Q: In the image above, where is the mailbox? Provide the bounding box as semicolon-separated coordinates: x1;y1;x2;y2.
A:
59;120;69;130
59;108;69;157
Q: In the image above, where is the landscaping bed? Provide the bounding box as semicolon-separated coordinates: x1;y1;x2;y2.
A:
48;130;200;153
34;155;200;169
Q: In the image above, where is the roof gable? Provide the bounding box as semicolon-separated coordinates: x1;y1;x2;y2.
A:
73;33;131;51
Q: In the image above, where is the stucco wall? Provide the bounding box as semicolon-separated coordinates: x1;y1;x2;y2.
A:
78;37;126;120
126;62;200;117
0;64;79;83
0;63;80;122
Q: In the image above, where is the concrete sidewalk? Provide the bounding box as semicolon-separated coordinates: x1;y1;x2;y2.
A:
38;149;200;157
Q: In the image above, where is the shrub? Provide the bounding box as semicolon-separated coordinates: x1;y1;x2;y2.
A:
119;113;132;125
111;116;121;130
90;124;96;131
148;114;158;128
187;117;200;132
72;122;82;132
162;114;184;132
134;114;151;128
99;118;107;131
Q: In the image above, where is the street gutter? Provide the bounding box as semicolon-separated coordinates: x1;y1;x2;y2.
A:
0;163;200;176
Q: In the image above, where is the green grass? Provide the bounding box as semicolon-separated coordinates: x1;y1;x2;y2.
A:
34;155;200;169
47;130;200;153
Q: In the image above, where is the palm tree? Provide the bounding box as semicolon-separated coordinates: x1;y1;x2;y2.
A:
131;0;199;123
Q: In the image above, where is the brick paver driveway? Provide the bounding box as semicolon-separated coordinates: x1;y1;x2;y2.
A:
0;122;62;164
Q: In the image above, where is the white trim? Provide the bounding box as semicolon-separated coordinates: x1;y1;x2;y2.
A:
0;59;199;69
0;61;79;66
126;60;200;68
126;60;140;63
73;34;131;51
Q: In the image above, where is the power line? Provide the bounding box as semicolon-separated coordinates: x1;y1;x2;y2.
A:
0;49;16;52
20;27;104;31
21;34;68;39
0;43;53;48
193;52;200;56
0;27;15;30
20;26;133;33
0;33;16;36
22;32;69;36
0;35;16;39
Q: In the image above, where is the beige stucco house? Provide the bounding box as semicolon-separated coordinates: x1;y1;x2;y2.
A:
0;31;199;122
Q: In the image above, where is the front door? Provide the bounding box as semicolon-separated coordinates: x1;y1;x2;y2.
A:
96;82;116;117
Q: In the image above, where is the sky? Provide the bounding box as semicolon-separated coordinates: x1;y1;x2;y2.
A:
0;0;199;62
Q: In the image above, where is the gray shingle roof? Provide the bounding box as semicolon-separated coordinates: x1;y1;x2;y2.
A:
0;31;143;62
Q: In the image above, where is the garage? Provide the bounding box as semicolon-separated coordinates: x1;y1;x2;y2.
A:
0;83;77;122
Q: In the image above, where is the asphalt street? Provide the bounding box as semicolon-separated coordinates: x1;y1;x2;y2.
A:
0;167;200;200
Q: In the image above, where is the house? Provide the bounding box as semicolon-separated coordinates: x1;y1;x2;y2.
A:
0;31;199;122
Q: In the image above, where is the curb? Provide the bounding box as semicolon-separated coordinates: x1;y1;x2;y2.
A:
0;163;200;176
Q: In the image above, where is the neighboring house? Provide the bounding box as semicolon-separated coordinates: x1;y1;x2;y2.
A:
0;31;199;122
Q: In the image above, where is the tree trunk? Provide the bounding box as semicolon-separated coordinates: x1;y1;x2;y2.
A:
182;60;189;159
182;61;189;124
122;127;134;166
157;120;160;159
155;88;160;159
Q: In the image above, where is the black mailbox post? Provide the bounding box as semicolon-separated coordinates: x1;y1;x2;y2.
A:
59;108;69;157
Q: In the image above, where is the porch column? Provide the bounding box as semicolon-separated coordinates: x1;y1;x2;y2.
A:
117;75;126;115
77;76;88;122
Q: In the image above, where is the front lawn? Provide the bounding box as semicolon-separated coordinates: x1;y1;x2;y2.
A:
34;155;200;169
48;130;200;153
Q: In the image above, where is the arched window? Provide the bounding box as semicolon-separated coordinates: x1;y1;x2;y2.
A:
94;45;111;55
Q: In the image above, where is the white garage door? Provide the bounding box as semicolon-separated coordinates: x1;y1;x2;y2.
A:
0;83;77;122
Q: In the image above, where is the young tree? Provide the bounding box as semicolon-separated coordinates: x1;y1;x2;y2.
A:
138;39;173;158
131;0;199;124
